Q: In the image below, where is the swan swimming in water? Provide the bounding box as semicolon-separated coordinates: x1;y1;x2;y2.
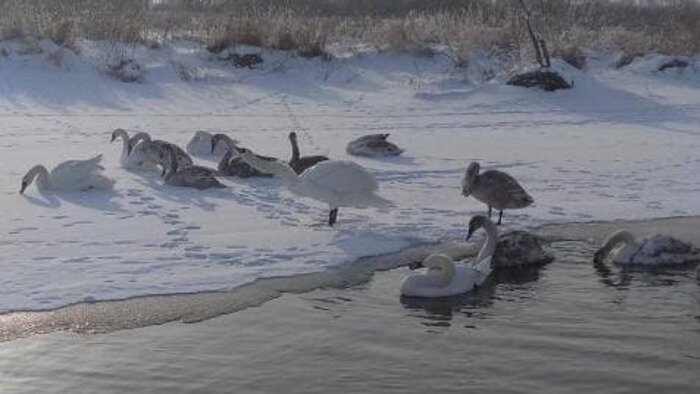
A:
461;161;533;225
159;147;225;190
186;130;233;157
492;231;554;267
20;154;115;194
401;215;496;297
235;147;391;226
288;131;328;174
346;133;403;157
594;229;699;266
212;133;275;178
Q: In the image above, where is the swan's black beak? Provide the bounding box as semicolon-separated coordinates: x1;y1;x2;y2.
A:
19;181;27;195
110;135;115;143
127;142;133;155
593;250;603;264
465;227;476;241
210;139;216;153
408;261;423;270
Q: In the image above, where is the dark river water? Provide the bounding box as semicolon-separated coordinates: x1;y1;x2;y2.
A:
1;237;699;393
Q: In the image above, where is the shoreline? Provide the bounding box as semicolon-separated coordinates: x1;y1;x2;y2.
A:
1;215;698;342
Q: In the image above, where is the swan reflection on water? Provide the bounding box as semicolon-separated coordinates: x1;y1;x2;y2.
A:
400;264;547;329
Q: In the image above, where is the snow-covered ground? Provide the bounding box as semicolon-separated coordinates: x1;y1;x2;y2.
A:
1;40;699;312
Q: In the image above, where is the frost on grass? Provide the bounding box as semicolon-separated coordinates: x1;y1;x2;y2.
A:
102;49;143;82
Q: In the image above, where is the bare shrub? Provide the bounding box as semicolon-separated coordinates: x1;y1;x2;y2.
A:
0;0;698;67
102;47;143;82
555;45;586;69
172;61;204;81
45;48;66;67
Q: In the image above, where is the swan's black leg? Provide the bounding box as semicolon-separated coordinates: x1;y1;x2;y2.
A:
497;210;503;225
488;206;493;218
328;208;338;226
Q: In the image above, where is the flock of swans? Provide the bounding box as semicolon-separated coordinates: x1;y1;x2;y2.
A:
19;128;700;299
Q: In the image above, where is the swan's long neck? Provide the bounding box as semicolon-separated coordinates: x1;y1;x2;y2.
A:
113;130;130;156
290;136;300;161
241;152;298;183
476;220;498;263
598;230;637;260
26;165;51;190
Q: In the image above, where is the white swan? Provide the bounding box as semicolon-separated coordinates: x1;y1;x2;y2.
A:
110;129;160;171
235;147;392;226
20;155;115;194
186;131;233;157
346;133;403;157
594;229;698;266
401;215;496;297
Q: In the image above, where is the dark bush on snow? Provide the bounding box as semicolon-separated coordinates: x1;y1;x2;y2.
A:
507;70;571;91
658;58;689;71
225;53;264;68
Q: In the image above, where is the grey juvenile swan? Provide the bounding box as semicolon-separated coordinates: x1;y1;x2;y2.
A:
346;133;403;157
159;146;224;190
288;132;328;174
491;231;553;267
461;161;533;225
130;132;193;170
212;133;276;178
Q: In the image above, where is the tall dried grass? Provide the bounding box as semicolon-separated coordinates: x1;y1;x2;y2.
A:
1;0;698;62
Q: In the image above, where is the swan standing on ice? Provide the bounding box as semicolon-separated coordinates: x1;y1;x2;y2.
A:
346;134;403;157
594;229;698;266
20;155;115;194
186;131;233;157
461;161;533;225
212;133;275;178
492;231;554;267
159;147;225;190
401;215;496;297
235;147;391;226
288;131;328;174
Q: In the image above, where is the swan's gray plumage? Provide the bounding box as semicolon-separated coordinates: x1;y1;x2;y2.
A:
462;161;533;224
346;133;403;157
288;132;328;174
492;231;553;267
217;150;275;178
160;147;224;190
129;132;193;170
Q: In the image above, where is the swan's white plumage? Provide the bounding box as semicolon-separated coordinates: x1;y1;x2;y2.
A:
21;155;115;193
401;254;492;297
186;131;230;157
401;216;496;297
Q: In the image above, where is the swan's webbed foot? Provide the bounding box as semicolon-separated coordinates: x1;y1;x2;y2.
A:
328;208;338;226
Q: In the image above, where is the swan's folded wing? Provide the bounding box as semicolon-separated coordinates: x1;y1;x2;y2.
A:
480;170;533;205
304;161;379;194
